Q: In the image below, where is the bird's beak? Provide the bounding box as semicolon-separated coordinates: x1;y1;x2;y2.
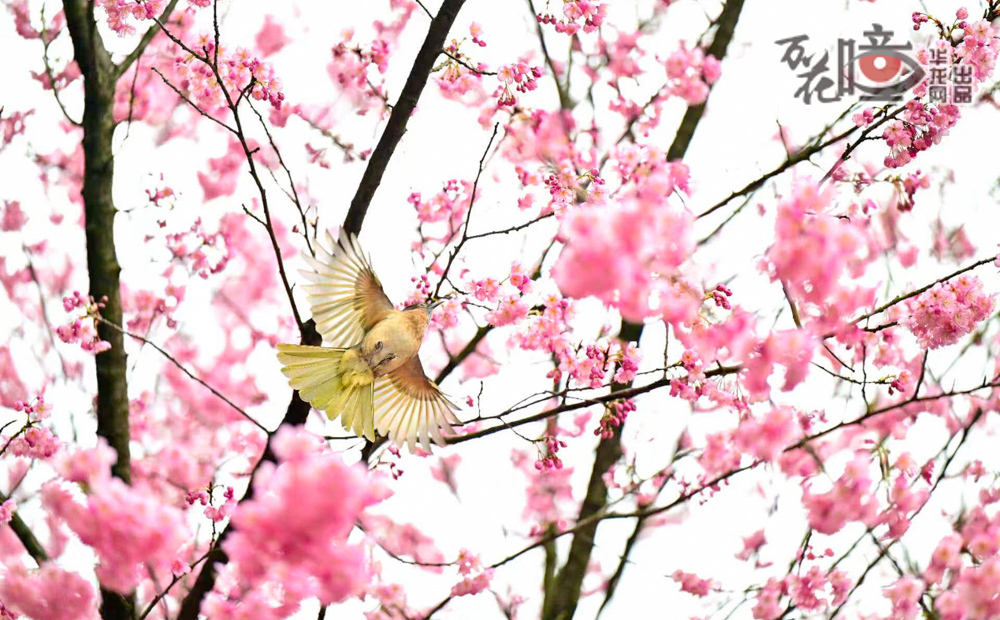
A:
428;297;449;310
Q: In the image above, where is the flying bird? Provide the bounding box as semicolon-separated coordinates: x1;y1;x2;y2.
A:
276;231;460;451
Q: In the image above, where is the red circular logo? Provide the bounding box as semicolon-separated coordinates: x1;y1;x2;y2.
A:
858;54;903;84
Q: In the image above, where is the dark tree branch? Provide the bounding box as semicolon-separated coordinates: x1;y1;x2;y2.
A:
435;324;490;383
63;3;136;617
542;321;641;619
0;490;49;564
526;0;571;110
667;0;744;161
176;1;470;615
342;0;468;235
39;4;80;126
449;365;739;446
543;2;746;617
63;0;131;482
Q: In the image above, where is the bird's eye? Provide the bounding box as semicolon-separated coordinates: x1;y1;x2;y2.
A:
375;341;383;350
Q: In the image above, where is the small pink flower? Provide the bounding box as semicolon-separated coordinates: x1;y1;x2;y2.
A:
0;498;16;524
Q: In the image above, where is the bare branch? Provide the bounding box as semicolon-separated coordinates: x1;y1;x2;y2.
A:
94;316;269;433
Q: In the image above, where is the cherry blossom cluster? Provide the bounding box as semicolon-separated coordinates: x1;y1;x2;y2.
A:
206;427;389;615
525;323;641;397
124;288;179;332
436;25;491;103
536;1;607;35
8;0;42;40
408;178;476;227
671;570;714;597
0;564;99;620
541;168;577;213
328;37;392;115
753;568;852;619
173;43;284;113
497;62;542;107
879;18;998;168
552;172;695;322
56;311;111;354
734;406;801;462
595;398;635;438
0;498;15;525
765;182;871;312
512;448;575;533
931;220;975;263
450;549;494;597
891;170;930;212
880;103;959;169
255;15;289;57
54;438;117;486
1;201;27;232
437;56;487;103
469;22;487;47
906;503;1000;617
802;453;879;535
6;426;59;460
99;0;167;37
708;284;732;310
901;275;995;349
0;109;32;151
376;444;406;481
163;214;235;279
743;329;817;398
186;484;237;522
535;435;567;471
852;107;876;127
31;58;80;91
664;44;722;105
363;513;447;568
485;295;530;327
43;465;189;593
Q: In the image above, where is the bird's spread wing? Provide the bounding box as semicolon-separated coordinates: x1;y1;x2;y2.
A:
375;355;461;452
301;230;394;347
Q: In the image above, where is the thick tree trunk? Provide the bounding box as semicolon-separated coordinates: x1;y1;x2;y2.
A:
63;0;132;485
542;321;639;620
63;2;134;617
81;75;132;486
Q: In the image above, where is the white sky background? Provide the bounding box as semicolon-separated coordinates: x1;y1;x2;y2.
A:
3;0;1000;618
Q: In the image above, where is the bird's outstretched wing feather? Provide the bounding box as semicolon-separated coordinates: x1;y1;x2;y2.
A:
375;355;461;452
301;230;394;347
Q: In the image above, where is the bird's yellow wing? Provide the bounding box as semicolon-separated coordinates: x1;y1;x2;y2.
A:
301;230;394;347
375;355;461;452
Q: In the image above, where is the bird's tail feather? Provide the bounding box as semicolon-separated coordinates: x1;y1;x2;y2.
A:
336;382;375;441
276;344;376;440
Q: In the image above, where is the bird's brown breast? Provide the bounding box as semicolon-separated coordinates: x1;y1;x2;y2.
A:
400;308;430;340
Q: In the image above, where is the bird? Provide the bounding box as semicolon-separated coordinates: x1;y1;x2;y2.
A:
275;230;461;452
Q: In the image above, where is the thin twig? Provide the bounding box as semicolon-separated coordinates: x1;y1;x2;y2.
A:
433;123;501;297
94;316;268;433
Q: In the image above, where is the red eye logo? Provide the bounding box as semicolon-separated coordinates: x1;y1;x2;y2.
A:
852;48;924;101
858;53;903;84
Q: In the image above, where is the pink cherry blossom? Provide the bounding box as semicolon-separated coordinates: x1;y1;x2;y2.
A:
217;427;389;610
902;275;995;348
0;564;99;620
